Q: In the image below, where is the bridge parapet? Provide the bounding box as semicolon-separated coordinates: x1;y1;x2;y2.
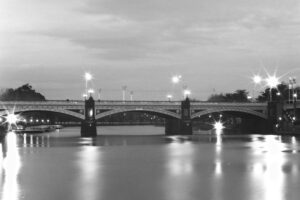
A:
95;101;181;106
0;100;84;106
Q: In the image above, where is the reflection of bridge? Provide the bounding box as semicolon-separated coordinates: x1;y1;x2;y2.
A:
0;100;268;121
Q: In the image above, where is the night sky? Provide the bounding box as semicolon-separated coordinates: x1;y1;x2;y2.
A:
1;0;300;100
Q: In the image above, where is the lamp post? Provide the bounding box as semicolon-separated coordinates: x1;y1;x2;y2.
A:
171;75;182;100
183;89;191;99
88;89;94;97
252;75;262;102
130;91;134;101
265;74;280;102
84;72;93;93
122;86;127;102
167;94;173;101
172;75;182;84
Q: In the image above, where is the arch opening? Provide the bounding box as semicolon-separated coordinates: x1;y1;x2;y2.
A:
192;110;268;134
96;110;179;126
96;108;180;121
0;109;84;126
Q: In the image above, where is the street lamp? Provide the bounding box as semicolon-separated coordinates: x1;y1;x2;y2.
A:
251;75;263;101
122;86;127;101
183;89;191;99
252;75;262;85
265;74;280;102
130;91;134;101
172;75;182;84
82;93;88;99
88;89;94;97
166;94;173;101
84;72;93;99
98;88;101;101
84;72;93;82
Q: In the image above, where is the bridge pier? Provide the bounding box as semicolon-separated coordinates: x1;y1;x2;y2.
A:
81;96;97;137
267;101;284;133
165;98;193;135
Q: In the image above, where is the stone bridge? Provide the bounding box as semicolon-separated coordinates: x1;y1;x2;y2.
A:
0;100;268;121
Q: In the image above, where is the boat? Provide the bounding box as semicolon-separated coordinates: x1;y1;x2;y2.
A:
53;125;63;129
14;125;56;134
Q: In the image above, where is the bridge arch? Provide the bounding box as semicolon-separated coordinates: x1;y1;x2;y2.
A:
0;108;85;120
191;108;267;120
96;108;181;120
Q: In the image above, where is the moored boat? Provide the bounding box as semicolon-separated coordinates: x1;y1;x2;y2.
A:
14;125;56;134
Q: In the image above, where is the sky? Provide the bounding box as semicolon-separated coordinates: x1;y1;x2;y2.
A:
1;0;300;100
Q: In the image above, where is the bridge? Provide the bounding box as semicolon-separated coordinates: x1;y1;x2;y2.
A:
0;100;268;120
0;98;271;136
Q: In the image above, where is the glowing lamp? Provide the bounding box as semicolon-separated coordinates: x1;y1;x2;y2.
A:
253;75;262;84
183;89;191;98
172;75;182;84
214;121;224;131
265;75;280;89
88;89;94;94
6;113;19;125
84;72;93;81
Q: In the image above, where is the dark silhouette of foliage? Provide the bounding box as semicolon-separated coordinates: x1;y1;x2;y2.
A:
0;84;46;101
257;82;300;102
207;89;250;102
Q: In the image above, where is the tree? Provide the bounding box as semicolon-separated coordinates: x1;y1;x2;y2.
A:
256;82;300;102
207;89;250;102
0;84;46;101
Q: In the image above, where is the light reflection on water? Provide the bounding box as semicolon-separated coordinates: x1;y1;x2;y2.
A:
1;132;21;200
0;126;300;200
76;144;102;200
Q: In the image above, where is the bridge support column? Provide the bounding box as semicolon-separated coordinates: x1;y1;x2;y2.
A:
81;96;97;137
267;101;283;133
165;98;193;135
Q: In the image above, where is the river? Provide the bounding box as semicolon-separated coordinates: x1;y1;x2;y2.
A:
1;126;300;200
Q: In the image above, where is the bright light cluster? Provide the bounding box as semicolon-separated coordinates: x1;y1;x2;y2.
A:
253;75;262;84
183;89;191;98
172;75;182;84
265;75;280;89
213;121;224;131
1;111;21;131
252;72;281;90
5;114;19;125
84;72;93;81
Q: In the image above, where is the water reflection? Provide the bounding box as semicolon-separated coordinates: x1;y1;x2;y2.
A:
76;145;102;200
164;137;195;200
20;134;50;148
0;132;21;200
167;137;194;176
250;135;287;200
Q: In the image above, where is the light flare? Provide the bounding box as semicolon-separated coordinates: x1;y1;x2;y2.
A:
87;89;94;94
84;72;93;81
2;108;22;130
183;89;191;98
253;75;263;84
213;121;224;131
265;74;280;89
172;75;182;84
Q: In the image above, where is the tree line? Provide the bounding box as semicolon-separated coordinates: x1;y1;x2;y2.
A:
0;84;46;101
207;82;300;102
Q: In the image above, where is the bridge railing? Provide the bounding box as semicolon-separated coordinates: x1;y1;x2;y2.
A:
191;102;267;106
0;100;268;106
0;100;84;105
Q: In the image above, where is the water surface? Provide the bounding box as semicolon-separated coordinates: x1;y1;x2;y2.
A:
1;126;300;200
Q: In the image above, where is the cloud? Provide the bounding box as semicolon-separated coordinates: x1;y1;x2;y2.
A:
2;0;300;100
